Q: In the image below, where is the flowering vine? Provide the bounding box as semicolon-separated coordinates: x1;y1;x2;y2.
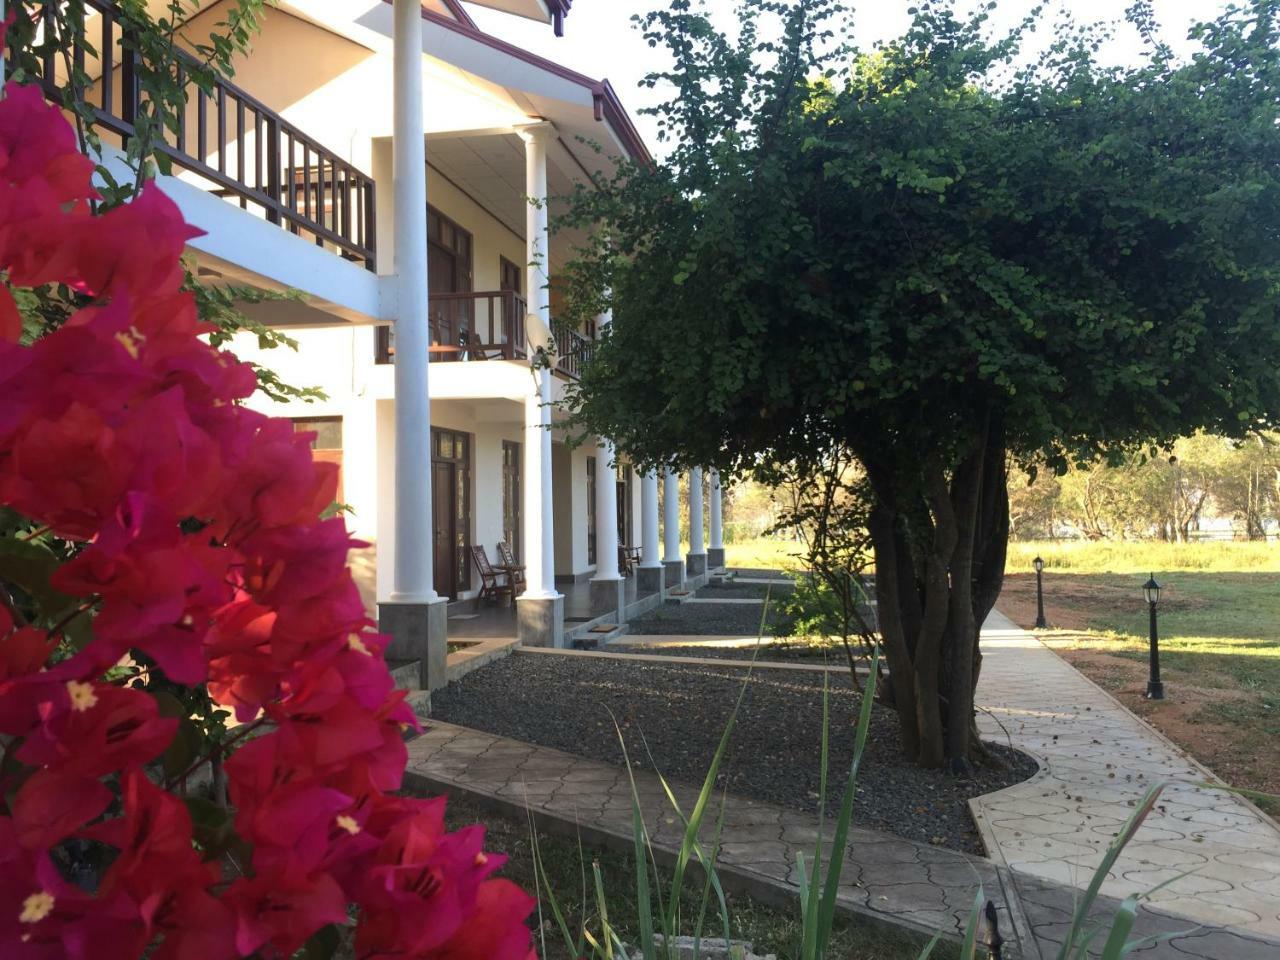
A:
0;82;536;959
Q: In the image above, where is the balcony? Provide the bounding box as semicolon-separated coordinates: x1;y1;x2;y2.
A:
18;0;376;269
375;291;594;380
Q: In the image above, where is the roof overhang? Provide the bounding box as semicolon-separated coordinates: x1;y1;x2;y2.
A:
416;8;650;164
465;0;572;36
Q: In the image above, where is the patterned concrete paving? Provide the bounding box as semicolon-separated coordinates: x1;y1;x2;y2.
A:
404;720;1024;951
974;611;1280;949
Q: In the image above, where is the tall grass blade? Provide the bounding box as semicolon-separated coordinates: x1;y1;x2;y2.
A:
528;805;582;958
1097;895;1137;960
914;931;944;959
958;888;984;959
815;647;881;956
609;711;659;960
1053;783;1165;960
800;673;832;959
663;592;770;939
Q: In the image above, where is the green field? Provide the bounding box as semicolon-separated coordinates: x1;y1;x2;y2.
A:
1006;538;1280;573
1002;541;1280;812
723;537;806;572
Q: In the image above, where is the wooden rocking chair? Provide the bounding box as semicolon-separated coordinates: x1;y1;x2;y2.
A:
470;545;514;609
496;541;527;595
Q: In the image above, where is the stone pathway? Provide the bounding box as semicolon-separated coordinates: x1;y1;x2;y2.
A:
403;612;1280;958
974;611;1280;951
405;720;1021;950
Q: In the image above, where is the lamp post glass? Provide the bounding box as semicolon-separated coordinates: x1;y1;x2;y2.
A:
1144;573;1164;700
1033;555;1047;628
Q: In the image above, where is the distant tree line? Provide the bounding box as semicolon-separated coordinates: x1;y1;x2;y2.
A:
1010;434;1280;542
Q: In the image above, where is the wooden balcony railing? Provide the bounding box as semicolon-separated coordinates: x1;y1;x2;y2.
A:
375;290;528;365
554;327;595;380
16;0;376;269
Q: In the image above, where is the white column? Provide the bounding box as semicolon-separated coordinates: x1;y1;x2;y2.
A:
591;306;621;582
520;123;558;599
640;470;660;567
709;469;724;549
662;468;681;563
390;0;434;602
522;380;556;597
688;467;705;555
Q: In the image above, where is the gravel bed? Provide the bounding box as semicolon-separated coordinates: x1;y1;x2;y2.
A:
609;641;849;663
697;582;787;600
730;567;801;579
627;600;783;636
431;655;1037;854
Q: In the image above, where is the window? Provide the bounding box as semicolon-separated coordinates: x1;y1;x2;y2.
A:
586;456;597;566
503;441;521;562
292;416;342;449
292;417;343;502
500;256;522;295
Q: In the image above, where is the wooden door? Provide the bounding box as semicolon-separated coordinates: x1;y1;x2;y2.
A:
432;461;456;598
431;428;471;598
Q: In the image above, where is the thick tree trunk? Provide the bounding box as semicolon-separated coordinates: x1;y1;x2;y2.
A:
861;422;1009;769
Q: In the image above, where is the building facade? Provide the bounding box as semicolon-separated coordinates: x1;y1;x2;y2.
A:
30;0;726;676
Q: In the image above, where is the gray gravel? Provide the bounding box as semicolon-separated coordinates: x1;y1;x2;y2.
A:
627;600;783;636
698;582;787;600
730;567;803;579
431;654;1037;854
608;641;851;663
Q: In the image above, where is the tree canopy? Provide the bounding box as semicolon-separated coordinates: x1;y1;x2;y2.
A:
557;0;1280;767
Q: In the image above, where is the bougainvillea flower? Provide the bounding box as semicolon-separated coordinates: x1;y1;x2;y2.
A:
0;84;533;959
9;769;114;851
16;682;176;778
428;879;538;960
225;869;348;958
0;83;95;202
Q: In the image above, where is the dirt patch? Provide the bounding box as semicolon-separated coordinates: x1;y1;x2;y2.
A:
1000;572;1209;626
998;577;1280;814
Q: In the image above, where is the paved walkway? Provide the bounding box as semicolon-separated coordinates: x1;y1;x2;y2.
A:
403;613;1280;958
975;611;1280;950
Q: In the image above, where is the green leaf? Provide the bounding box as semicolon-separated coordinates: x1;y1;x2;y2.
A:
0;537;75;616
301;923;342;960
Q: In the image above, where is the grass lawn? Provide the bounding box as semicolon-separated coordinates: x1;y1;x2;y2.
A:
443;794;952;960
724;537;807;572
1000;541;1280;816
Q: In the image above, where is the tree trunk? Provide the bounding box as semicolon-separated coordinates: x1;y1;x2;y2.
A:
861;422;1008;769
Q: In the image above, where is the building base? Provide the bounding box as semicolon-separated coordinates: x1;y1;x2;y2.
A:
686;552;707;578
637;564;664;596
378;597;449;693
707;546;726;571
589;576;627;623
663;559;686;589
517;594;565;648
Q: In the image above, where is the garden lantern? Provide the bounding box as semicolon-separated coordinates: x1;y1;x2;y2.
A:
1033;555;1047;629
1143;573;1165;700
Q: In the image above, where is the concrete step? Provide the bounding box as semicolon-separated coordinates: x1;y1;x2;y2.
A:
388;659;422;691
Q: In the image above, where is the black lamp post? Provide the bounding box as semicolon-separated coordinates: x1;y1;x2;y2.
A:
1143;573;1164;700
1033;555;1047;629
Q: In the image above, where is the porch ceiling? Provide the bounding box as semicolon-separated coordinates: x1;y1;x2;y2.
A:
426;130;588;269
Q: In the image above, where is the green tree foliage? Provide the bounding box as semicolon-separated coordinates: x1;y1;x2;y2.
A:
1016;432;1280;541
557;0;1280;767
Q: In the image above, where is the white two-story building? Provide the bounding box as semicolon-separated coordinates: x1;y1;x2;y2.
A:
34;0;728;681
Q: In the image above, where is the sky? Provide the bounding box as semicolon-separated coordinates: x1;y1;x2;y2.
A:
465;0;1234;158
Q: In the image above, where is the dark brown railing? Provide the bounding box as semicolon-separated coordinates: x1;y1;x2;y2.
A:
375;291;528;365
19;0;376;269
554;327;595;380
